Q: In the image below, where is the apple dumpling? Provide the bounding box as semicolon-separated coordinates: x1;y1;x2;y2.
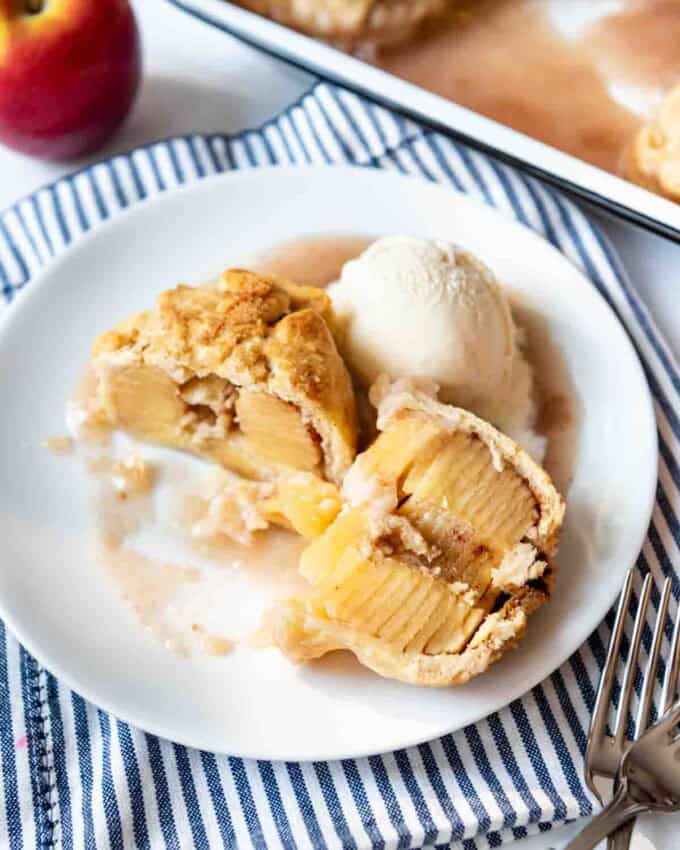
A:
269;379;564;686
91;270;358;491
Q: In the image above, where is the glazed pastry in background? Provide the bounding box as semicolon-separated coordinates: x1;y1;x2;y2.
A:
90;269;358;486
270;378;564;687
625;83;680;204
233;0;448;47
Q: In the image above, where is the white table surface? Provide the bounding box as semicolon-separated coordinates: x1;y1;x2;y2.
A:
0;1;676;847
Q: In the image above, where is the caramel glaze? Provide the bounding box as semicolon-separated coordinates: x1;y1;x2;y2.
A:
374;0;680;175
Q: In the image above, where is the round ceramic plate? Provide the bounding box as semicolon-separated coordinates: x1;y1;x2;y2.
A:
0;166;656;761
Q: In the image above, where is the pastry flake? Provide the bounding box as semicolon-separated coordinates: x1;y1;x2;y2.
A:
92;269;358;485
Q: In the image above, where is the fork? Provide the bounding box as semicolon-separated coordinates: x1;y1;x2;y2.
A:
566;697;680;849
584;569;680;849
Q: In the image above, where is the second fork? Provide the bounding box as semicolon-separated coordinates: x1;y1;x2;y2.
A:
584;569;680;849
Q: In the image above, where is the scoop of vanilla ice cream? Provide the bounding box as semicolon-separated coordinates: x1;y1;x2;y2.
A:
330;236;514;411
330;236;545;459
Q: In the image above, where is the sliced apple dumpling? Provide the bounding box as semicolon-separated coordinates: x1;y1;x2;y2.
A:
91;269;357;488
269;379;564;686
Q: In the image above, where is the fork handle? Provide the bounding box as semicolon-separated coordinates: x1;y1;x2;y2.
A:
562;785;647;850
607;819;635;850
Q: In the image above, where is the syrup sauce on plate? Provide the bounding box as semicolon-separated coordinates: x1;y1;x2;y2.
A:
253;235;373;285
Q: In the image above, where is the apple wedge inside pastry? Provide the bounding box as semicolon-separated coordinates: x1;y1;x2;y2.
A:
269;379;565;686
91;269;358;485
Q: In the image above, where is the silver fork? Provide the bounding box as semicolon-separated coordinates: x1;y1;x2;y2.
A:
584;569;680;850
566;697;680;849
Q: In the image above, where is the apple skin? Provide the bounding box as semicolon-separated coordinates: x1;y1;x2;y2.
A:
0;0;141;160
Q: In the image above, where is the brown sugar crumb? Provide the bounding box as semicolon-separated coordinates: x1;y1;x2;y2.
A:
42;436;74;453
111;455;155;498
191;624;234;656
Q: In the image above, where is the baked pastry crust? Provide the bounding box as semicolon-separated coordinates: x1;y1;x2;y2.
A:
92;269;358;484
270;378;564;686
234;0;448;47
625;84;680;204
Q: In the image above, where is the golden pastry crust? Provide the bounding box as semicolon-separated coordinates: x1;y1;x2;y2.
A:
625;83;680;204
92;269;358;484
273;580;550;687
234;0;448;47
270;379;564;687
94;270;333;379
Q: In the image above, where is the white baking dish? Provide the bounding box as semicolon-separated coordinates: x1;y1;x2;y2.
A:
168;0;680;242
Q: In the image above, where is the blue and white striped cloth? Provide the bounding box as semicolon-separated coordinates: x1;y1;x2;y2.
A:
0;81;677;850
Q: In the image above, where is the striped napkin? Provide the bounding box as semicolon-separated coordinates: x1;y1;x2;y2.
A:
0;81;676;850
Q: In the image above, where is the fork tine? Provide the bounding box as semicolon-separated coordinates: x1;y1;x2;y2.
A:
635;578;672;736
614;574;653;746
661;590;680;714
589;569;635;743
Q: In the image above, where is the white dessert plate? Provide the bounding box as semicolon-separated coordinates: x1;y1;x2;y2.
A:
0;166;656;761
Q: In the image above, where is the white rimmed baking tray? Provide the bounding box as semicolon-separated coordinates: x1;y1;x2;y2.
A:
167;0;680;243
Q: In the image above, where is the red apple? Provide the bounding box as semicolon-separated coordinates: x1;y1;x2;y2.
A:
0;0;141;160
